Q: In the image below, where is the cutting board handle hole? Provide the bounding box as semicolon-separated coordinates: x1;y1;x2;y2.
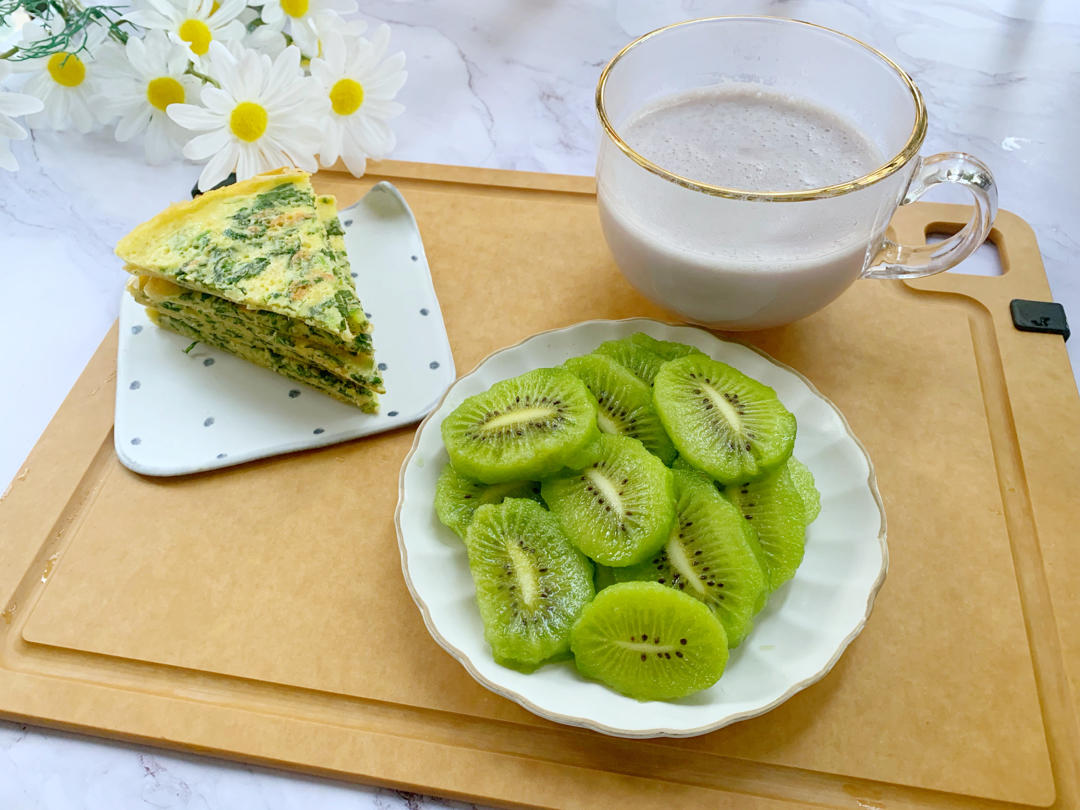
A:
926;224;1005;277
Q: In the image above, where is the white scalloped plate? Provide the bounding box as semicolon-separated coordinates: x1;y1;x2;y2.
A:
395;319;887;738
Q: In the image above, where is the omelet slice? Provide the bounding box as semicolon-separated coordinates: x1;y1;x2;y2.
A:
148;309;380;412
129;276;383;391
316;194;361;294
117;169;368;341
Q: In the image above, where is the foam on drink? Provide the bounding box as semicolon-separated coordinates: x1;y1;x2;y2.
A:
597;83;892;328
622;84;882;192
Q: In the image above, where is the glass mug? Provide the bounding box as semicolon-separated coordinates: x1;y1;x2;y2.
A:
595;17;998;330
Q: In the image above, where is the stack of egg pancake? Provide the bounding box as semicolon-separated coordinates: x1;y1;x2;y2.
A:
116;169;383;411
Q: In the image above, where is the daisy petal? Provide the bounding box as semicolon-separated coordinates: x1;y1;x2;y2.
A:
236;140;264;179
115;109;149;142
125;35;154;76
360;99;404;119
0;117;26;139
366;71;407;98
184;127;232;160
372;52;407;82
198;139;239;189
0;92;44;117
266;46;302;96
169;103;224;131
144;117;177;163
213;0;247;23
261;4;284;25
201;87;235;114
318;120;343;166
341;144;367;178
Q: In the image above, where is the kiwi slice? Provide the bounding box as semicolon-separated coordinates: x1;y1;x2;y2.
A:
564;354;676;464
570;581;728;700
542;435;676;567
465;498;594;671
613;468;767;647
435;464;542;539
630;333;702;362
788;457;821;523
593;564;619;592
653;354;796;484
722;462;807;592
441;367;600;483
593;338;666;386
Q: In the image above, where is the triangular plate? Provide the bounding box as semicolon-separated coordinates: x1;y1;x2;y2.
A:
114;181;455;476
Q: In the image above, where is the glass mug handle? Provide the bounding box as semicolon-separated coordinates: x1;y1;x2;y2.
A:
863;152;998;279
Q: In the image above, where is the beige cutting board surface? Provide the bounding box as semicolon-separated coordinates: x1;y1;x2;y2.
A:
1;161;1078;809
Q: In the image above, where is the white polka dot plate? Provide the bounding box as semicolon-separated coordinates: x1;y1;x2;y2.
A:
115;182;456;476
395;318;887;738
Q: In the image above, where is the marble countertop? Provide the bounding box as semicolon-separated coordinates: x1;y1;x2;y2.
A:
2;1;1077;807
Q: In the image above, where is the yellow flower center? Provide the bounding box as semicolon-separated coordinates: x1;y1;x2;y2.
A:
329;78;364;116
146;76;185;112
178;18;213;55
280;0;309;18
230;101;268;142
47;52;86;88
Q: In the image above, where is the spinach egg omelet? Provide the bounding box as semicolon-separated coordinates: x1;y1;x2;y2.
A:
116;169;383;411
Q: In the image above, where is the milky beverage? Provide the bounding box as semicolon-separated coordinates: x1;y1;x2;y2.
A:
597;84;887;328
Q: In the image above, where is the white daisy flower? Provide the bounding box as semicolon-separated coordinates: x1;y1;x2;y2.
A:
168;42;326;190
95;31;202;163
244;18;288;59
126;0;246;60
255;0;357;58
310;25;405;177
0;61;44;171
18;21;111;133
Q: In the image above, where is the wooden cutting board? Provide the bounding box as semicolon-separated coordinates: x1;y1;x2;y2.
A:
1;161;1078;809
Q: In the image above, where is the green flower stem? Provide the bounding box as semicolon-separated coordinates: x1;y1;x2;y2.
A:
184;64;221;88
0;0;131;60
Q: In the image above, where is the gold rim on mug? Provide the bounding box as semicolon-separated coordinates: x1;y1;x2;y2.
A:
595;16;928;203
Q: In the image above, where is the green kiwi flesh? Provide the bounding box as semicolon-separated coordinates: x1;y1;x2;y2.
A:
542;434;676;567
465;499;594;671
564;353;676;463
593;338;666;386
441;367;600;483
613;468;767;647
630;333;703;362
722;461;808;592
653;354;796;484
435;464;542;539
593;564;619;592
570;581;729;700
788;456;821;523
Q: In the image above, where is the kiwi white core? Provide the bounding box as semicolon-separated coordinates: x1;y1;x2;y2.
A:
702;382;742;432
482;406;557;432
586;468;625;517
596;411;619;435
614;638;678;654
665;533;705;596
506;540;540;608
